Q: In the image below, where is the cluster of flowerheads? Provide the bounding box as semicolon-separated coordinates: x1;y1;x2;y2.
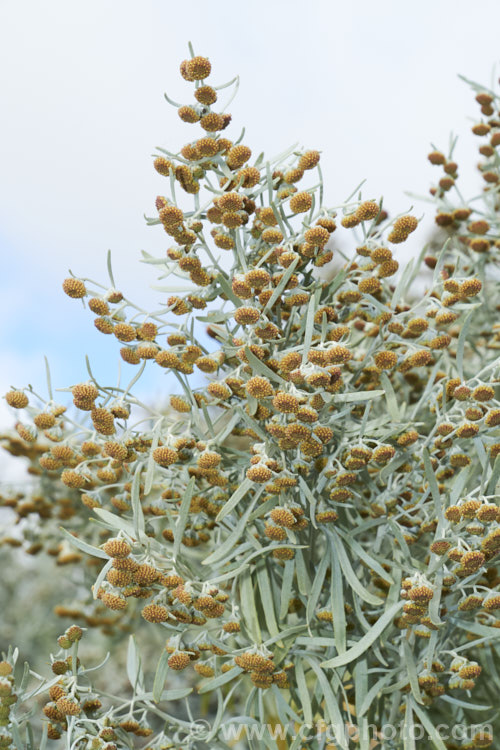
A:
2;52;500;748
40;627;167;747
0;661;18;748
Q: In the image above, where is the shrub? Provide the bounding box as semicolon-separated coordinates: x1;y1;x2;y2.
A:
1;48;500;749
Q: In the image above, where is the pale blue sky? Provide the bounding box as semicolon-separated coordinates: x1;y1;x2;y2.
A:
1;0;499;480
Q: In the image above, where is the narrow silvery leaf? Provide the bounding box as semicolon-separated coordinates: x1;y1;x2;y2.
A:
321;602;403;668
173;477;196;562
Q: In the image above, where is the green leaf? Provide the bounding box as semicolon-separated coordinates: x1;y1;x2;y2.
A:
19;661;30;692
256;561;280;639
391;257;414;307
427;572;444;627
203;491;259;566
144;419;163;496
236;404;268;441
59;526;108;559
142;687;193;702
301;294;318;366
196;310;233;323
326;268;347;296
198;666;243;693
403;640;423;704
295;658;313;724
336;528;394;584
403;698;416;750
152;650;169;703
279;559;295;620
204;688;225;742
487;455;500;495
423;449;444;526
411;698;448;750
306;551;330;626
440;694;492;711
473;435;488;470
380;372;400;421
294;548;311;596
240;568;261;643
24;673;62;701
299;475;318;527
213;410;241;446
173;477;196;562
9;723;24;750
296;635;340;647
358;672;392;717
354;659;368;718
456;307;475;380
265;624;305;648
265;160;274;203
39;722;48;750
451;616;500;639
43;355;53;401
201;402;216;439
92;559;113;600
93;508;137;538
127;635;142;691
106;248;116;286
151;283;194;292
380;453;413;483
262;257;300;313
331;532;384;605
410;358;442;420
131;463;145;539
122;359;147;397
331;541;347;654
244;347;286;385
140;248;168;261
289;732;306;750
306;658;348;749
321;602;402;668
216;272;242;306
334;389;385;403
450;463;473;504
271;683;302;725
388;517;412;560
216;476;253;522
248;494;277;523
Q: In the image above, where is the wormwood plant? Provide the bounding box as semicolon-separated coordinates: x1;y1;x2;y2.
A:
1;46;500;750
